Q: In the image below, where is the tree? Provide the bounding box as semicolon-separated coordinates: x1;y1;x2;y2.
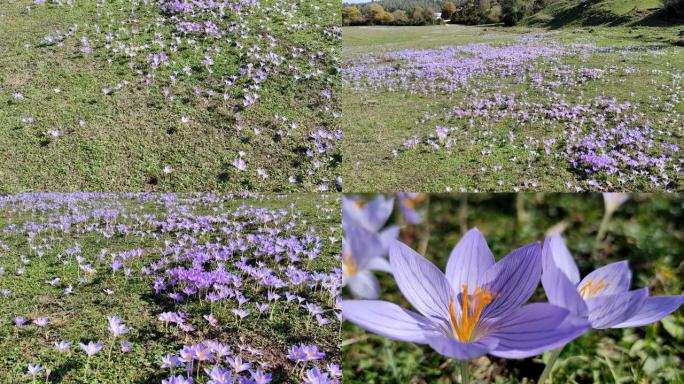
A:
500;0;530;26
342;6;365;26
378;10;396;24
411;6;428;25
367;3;386;24
441;1;457;20
392;9;409;24
662;0;684;17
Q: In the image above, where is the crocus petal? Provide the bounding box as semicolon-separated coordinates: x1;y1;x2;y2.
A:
342;196;394;232
363;195;395;232
489;303;590;359
586;288;649;329
603;193;629;214
478;242;542;319
347;270;381;299
389;241;454;324
341;300;438;344
445;228;494;292
365;257;392;273
578;261;631;297
611;295;684;328
541;262;588;317
346;225;383;269
426;334;497;361
543;233;580;284
402;204;422;224
378;225;400;250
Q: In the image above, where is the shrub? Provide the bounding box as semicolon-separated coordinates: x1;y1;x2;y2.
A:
500;0;532;26
441;1;457;20
452;3;491;25
342;6;365;26
662;0;684;17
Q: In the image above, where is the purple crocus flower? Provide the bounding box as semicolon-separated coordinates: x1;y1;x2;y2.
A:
120;341;132;353
342;229;590;360
108;316;129;337
250;368;272;384
226;355;250;372
342;225;398;299
27;364;44;376
303;367;337;384
342;195;394;233
602;193;629;215
79;341;103;356
542;233;684;329
396;192;426;224
162;375;193;384
204;365;232;384
55;341;71;353
33;317;48;327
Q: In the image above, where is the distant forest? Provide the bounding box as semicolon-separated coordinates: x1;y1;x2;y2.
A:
344;0;448;13
344;0;683;27
342;0;556;26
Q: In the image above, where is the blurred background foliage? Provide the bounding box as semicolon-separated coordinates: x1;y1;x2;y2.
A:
343;193;684;383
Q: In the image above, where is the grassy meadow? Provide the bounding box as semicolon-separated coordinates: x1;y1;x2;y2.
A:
0;193;341;383
342;25;684;192
342;193;684;383
0;0;341;192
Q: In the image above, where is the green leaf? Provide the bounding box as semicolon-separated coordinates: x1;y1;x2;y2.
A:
662;316;684;339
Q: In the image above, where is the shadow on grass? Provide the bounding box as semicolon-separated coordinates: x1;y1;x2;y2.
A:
49;359;82;383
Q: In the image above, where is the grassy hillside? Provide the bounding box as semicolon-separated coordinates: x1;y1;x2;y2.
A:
524;0;681;28
0;0;341;192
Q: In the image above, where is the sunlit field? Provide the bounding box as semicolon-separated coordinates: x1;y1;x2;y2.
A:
0;0;341;192
342;193;683;383
342;25;684;192
0;193;341;383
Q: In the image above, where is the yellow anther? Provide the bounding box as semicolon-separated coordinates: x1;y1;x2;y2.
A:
342;250;357;277
579;279;606;298
404;194;427;210
448;284;493;342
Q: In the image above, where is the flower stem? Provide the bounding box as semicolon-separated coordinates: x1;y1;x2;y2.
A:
460;360;469;384
592;210;612;259
538;346;565;384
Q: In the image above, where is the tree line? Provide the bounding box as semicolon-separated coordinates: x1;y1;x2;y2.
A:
343;0;683;27
342;0;551;26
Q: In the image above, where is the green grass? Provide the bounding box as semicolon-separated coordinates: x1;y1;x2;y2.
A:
341;25;684;192
343;193;684;383
0;0;340;192
0;193;341;383
524;0;679;27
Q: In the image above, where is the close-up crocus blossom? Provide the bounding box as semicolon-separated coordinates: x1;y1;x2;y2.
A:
342;229;590;360
342;195;395;233
342;225;397;299
396;192;427;224
542;233;684;329
342;195;399;299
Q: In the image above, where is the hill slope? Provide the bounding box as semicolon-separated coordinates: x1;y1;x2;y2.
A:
524;0;679;27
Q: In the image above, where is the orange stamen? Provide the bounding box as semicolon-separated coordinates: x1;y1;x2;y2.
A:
448;284;493;342
404;194;427;210
342;250;357;277
578;279;606;298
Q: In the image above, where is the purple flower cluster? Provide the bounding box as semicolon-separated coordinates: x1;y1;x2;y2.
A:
344;34;682;191
0;193;340;382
